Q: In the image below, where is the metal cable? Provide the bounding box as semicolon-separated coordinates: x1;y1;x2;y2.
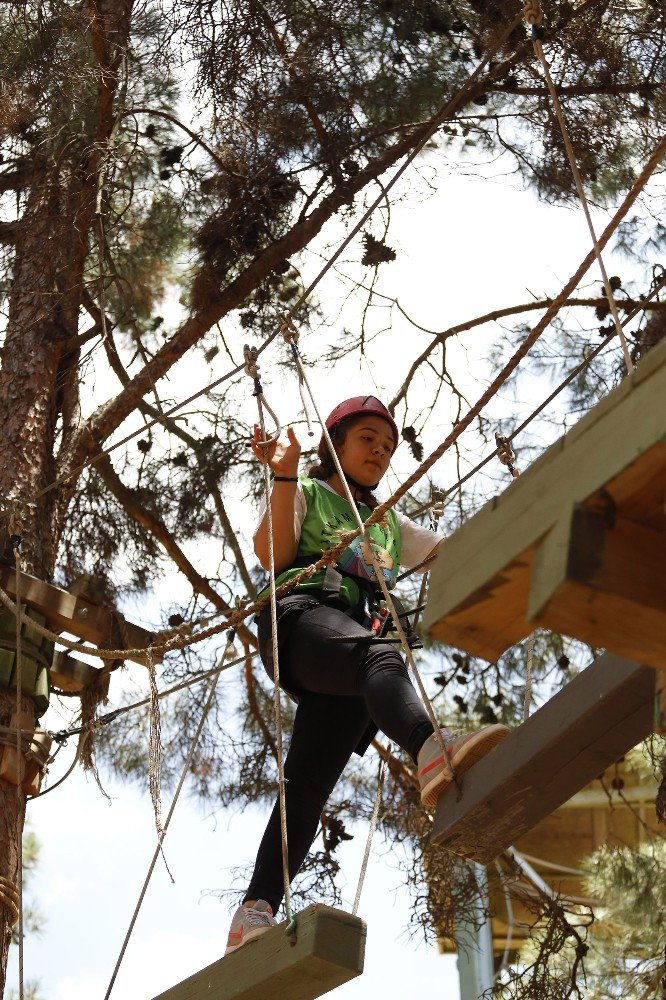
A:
353;742;391;916
527;3;633;373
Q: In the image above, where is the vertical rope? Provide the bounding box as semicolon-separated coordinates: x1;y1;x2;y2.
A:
12;536;24;1000
284;334;460;786
104;635;234;999
352;742;390;915
525;6;633;373
243;343;295;933
146;646;164;840
523;632;535;723
254;390;295;933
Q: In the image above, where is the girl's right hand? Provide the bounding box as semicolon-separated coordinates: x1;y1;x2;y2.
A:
251;424;301;477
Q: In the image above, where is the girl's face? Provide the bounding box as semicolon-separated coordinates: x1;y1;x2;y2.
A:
336;415;396;486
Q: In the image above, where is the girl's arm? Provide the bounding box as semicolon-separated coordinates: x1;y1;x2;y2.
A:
252;425;302;573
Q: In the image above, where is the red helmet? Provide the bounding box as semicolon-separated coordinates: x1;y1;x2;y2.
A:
325;396;399;447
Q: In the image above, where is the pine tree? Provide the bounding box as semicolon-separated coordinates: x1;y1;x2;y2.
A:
0;0;663;992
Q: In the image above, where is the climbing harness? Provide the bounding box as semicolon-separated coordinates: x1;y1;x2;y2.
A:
280;327;463;794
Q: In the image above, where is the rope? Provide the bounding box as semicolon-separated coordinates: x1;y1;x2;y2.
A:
0;876;19;926
104;634;235;999
526;1;634;374
523;632;535;723
146;647;164;841
282;326;462;789
11;533;24;1000
245;349;296;936
402;268;666;525
352;742;391;916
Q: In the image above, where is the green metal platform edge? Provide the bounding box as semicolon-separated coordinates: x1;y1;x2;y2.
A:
152;904;366;1000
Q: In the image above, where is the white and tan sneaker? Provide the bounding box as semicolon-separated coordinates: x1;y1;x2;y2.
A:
224;899;277;956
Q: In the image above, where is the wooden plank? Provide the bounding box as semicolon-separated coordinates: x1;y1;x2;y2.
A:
0;563;154;663
430;653;656;865
528;505;666;668
153;904;366;1000
49;651;111;695
422;334;666;660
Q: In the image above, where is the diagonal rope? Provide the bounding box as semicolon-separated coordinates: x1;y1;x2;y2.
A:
404;268;666;524
525;2;633;373
104;634;235;999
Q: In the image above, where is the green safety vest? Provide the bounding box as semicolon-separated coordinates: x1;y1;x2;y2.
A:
266;477;402;609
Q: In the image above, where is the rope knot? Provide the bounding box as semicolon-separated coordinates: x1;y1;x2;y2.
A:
523;0;543;25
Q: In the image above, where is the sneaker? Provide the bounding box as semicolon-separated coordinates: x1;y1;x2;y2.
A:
224;899;278;956
417;725;510;807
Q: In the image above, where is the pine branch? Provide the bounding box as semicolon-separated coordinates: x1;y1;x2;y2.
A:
94;453;257;648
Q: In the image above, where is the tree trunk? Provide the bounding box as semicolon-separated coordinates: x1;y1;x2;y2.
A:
0;3;132;990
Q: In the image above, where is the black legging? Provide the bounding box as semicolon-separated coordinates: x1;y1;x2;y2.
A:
244;600;434;915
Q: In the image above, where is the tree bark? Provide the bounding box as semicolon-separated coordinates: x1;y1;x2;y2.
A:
0;2;132;989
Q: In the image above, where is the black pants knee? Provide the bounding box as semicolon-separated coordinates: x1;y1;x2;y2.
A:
244;601;434;915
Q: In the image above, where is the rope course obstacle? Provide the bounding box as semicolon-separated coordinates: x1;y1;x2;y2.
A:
1;1;664;996
423;334;666;859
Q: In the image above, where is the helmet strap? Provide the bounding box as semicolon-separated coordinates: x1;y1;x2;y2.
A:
343;470;379;494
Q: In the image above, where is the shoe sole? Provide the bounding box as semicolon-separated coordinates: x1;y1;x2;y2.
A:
420;725;510;808
224;924;274;956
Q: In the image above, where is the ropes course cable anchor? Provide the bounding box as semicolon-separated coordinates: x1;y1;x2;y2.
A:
243;344;282;446
495;433;520;479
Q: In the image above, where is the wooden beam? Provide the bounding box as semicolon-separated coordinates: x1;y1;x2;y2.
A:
422;334;666;663
529;505;666;668
49;651;111;695
0;562;154;663
430;654;657;865
152;904;366;1000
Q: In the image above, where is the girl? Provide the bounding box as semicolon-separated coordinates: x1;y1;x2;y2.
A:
225;396;509;953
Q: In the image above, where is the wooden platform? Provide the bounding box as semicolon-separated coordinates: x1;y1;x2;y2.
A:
0;561;154;664
430;653;657;864
421;336;666;667
152;904;366;1000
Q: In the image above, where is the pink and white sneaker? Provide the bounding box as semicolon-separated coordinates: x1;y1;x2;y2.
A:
224;899;278;956
417;725;510;807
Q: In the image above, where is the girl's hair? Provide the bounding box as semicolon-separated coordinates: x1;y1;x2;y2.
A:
307;414;380;509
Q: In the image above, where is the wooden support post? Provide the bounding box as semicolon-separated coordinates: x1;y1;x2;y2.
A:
529;505;666;668
430;654;657;865
152;905;366;1000
0;561;154;663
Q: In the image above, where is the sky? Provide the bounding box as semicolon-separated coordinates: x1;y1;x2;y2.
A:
6;144;652;999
